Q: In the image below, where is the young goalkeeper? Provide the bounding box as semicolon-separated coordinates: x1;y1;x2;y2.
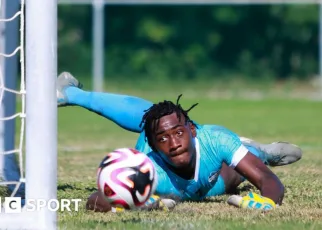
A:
56;72;302;212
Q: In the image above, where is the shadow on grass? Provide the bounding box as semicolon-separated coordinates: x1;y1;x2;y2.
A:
61;218;150;230
58;183;77;191
226;183;255;195
58;183;96;192
193;183;255;204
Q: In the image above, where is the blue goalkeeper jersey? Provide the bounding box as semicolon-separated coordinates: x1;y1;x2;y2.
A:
135;124;249;201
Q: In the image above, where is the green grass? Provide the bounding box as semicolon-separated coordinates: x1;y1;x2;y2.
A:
6;83;322;229
54;90;322;230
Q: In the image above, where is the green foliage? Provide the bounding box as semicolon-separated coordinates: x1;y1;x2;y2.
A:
58;5;319;81
58;5;92;75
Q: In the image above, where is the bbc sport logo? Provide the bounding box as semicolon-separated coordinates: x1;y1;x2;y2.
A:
0;197;82;213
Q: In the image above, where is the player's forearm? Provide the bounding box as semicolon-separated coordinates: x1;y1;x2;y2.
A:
259;174;285;205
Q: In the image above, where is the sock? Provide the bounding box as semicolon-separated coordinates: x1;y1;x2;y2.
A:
244;144;267;164
65;87;153;133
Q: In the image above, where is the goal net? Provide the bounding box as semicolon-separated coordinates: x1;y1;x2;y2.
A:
0;0;57;229
0;0;25;200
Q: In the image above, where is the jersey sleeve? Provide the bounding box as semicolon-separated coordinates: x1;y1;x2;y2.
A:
212;127;249;168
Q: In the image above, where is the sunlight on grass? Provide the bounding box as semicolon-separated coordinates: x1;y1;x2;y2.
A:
51;94;322;229
4;88;320;229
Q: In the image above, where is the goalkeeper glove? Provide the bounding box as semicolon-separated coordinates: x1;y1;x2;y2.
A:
111;195;176;213
139;194;177;211
227;192;276;211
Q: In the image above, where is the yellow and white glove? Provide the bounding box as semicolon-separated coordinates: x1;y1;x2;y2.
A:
227;192;276;211
140;195;177;211
111;195;176;213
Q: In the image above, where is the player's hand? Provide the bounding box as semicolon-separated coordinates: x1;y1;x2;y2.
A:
139;195;176;211
227;192;276;211
111;195;176;213
86;191;176;213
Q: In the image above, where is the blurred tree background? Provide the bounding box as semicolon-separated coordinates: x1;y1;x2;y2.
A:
57;4;318;83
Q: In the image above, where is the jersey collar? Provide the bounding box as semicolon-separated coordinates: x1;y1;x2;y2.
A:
193;137;201;182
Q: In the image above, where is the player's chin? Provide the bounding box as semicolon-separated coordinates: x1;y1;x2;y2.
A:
170;152;191;168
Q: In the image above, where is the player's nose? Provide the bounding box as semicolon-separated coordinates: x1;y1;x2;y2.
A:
169;136;181;152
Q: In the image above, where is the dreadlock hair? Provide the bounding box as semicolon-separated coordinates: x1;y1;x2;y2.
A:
139;94;198;152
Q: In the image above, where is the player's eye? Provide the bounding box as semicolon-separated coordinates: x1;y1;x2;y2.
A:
158;136;167;143
177;130;183;136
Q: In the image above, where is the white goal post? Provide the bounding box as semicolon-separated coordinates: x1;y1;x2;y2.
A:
0;0;57;229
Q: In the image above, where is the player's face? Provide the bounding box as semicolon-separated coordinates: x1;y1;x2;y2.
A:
152;112;197;169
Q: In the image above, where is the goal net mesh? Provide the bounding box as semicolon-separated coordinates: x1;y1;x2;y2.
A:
0;1;56;229
0;0;26;199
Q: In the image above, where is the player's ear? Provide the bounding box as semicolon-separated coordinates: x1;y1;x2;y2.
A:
189;122;197;138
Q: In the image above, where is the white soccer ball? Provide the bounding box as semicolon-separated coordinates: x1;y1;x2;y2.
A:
97;148;157;209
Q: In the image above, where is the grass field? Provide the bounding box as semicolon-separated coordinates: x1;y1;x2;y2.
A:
1;80;321;229
51;84;322;230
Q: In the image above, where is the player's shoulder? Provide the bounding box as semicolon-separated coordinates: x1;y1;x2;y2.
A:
196;124;238;138
146;151;173;180
147;151;159;162
147;151;166;169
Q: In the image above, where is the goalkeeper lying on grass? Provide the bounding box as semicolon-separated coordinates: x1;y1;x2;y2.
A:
56;72;302;212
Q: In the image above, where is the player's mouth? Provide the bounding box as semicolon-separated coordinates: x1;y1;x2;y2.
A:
170;149;186;157
170;152;181;157
169;151;191;168
169;148;188;158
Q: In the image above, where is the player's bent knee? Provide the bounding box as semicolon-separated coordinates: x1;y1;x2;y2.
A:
86;191;112;212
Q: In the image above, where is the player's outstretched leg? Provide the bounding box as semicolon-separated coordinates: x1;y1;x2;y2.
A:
56;72;153;133
240;137;302;166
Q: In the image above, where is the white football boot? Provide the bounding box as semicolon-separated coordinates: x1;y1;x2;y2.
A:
240;137;302;166
56;72;83;107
